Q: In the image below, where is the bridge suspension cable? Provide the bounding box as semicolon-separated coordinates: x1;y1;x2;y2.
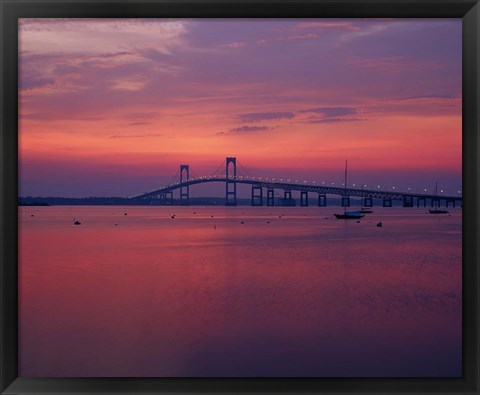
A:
236;159;254;178
189;166;201;180
167;169;180;186
210;158;227;177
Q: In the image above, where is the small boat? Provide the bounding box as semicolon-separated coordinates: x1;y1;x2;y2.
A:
73;218;81;225
429;182;449;214
334;211;364;219
359;207;373;214
429;209;449;214
334;161;364;219
377;221;383;227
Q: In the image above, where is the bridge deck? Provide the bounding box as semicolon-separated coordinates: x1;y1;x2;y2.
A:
131;176;461;202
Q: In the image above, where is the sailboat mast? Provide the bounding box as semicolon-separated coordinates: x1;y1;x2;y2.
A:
344;160;348;213
345;160;348;194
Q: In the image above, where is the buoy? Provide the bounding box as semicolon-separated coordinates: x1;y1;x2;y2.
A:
73;218;81;225
376;221;382;227
240;221;244;224
124;213;127;216
356;220;360;223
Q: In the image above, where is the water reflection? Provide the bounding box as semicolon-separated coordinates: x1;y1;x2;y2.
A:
19;206;461;377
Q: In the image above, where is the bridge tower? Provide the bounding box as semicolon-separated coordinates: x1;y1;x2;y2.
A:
180;164;189;205
225;157;237;206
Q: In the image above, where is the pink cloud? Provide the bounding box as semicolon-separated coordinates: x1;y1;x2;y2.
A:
297;21;361;31
223;41;247;48
347;56;446;75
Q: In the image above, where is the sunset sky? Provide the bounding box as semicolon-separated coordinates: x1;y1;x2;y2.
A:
19;18;462;198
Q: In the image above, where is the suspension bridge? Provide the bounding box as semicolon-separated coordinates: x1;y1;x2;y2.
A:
131;157;462;208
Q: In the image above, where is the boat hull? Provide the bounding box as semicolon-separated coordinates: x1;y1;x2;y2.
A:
334;213;365;219
429;209;449;214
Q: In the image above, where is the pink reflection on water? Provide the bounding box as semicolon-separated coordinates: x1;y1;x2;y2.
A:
19;206;461;376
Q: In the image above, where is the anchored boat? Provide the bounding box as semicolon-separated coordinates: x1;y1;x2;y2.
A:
334;160;365;220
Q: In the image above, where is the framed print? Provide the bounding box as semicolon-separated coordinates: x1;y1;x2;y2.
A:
1;0;479;394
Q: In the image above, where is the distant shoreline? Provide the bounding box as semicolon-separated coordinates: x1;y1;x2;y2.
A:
18;196;410;207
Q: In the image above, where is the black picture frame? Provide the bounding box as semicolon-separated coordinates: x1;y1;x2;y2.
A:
1;1;479;394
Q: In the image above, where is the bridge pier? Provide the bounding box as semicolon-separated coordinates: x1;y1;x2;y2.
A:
341;196;350;207
318;194;326;207
417;197;426;207
300;191;308;206
403;195;414;207
180;164;190;205
363;196;373;207
267;189;275;206
251;186;263;206
158;192;173;205
280;190;296;206
431;197;440;207
446;199;456;208
383;197;392;207
225;157;237;206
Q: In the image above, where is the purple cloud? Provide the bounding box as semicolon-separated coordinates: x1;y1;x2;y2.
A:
218;125;272;135
300;107;358;117
237;112;295;122
302;117;366;124
21;77;55;90
230;125;271;133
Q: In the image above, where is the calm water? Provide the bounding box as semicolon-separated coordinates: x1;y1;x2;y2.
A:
19;205;462;377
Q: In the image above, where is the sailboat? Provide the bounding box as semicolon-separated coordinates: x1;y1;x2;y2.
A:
334;161;365;219
429;182;449;214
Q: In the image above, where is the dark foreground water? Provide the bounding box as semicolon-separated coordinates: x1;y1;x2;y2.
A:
19;206;462;377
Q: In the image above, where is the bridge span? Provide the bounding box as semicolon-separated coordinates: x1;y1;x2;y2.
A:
131;157;462;208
